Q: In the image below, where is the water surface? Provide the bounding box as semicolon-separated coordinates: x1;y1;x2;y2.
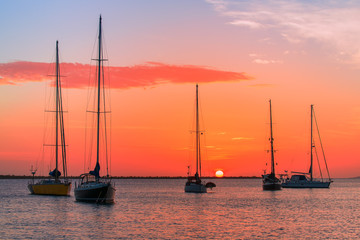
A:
1;178;359;239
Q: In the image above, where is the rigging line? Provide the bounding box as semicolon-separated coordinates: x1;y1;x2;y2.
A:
314;144;324;181
199;89;209;177
89;112;97;171
313;108;331;181
198;130;202;178
59;55;70;179
198;87;207;177
109;90;112;177
59;68;68;178
85;26;99;114
83;110;88;173
83;52;96;174
56;44;66;178
195;85;199;176
38;77;48;177
102;62;110;177
57;50;65;178
100;44;110;177
55;43;60;180
187;130;193;176
188;91;196;175
84;26;101;173
105;59;112;177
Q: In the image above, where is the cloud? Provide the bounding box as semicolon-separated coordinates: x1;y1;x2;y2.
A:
247;84;275;88
228;20;263;29
249;53;283;65
252;59;283;64
232;137;255;140
0;61;251;88
206;0;360;66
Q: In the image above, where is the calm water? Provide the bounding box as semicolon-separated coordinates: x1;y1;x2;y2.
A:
1;178;360;239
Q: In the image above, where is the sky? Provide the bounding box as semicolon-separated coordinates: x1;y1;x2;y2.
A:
1;0;360;178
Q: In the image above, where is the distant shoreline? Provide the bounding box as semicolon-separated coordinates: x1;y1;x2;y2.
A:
0;175;261;179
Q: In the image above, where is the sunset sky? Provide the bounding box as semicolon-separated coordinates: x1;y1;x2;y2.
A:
1;0;360;178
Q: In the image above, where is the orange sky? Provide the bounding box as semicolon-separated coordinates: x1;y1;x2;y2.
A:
1;1;360;178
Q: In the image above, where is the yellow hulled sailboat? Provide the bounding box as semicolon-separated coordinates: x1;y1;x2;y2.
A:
28;41;71;196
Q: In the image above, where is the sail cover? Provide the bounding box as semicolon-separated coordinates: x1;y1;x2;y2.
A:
49;169;61;177
89;162;100;178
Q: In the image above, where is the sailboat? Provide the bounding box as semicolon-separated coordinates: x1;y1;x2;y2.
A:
28;41;71;196
282;105;332;188
262;100;282;191
185;84;215;193
74;16;116;203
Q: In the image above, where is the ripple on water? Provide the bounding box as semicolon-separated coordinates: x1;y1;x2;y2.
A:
1;179;360;239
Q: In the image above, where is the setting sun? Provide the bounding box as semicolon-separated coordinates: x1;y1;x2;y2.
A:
215;170;224;178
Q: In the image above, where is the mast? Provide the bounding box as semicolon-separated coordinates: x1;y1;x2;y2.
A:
55;40;60;181
96;15;102;181
310;105;313;181
195;84;199;177
269;99;275;175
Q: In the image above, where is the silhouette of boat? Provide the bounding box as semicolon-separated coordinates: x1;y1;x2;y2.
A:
28;41;71;196
282;105;332;188
74;16;115;203
262;100;282;191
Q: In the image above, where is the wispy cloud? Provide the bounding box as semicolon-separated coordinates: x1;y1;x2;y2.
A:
0;61;251;88
247;83;275;88
252;59;283;65
232;137;255;140
206;0;360;66
249;53;283;65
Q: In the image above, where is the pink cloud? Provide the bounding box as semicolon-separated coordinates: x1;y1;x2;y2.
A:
0;61;252;89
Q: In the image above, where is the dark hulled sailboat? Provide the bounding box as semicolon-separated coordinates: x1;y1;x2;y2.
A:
28;41;71;196
74;16;115;203
262;100;282;191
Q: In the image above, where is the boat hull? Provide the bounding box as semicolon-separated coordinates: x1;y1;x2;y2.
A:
74;182;115;203
185;182;207;193
282;181;331;188
262;182;282;191
28;181;71;196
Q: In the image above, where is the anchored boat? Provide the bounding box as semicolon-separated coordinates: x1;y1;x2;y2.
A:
185;84;216;193
262;100;282;191
74;16;116;203
282;105;332;188
28;41;71;196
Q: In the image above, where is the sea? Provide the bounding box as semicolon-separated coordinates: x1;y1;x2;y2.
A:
1;178;360;239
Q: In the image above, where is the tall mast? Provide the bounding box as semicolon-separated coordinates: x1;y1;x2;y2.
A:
55;40;59;180
269;99;275;175
195;84;199;176
96;15;102;180
310;104;314;181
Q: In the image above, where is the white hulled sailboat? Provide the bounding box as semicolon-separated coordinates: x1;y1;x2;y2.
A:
185;84;215;193
262;100;282;191
282;105;332;188
28;41;71;196
74;16;116;203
